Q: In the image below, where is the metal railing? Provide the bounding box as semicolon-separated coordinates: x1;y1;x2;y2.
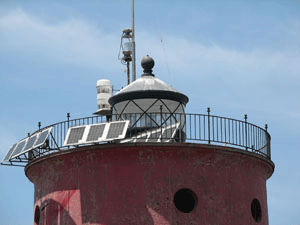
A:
2;111;271;167
42;111;271;159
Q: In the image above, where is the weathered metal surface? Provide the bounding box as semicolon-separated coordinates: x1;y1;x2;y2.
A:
26;143;274;225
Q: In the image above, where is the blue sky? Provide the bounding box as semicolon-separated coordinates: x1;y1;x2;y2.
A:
0;0;299;224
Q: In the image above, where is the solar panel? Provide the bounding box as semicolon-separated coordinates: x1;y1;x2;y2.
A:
86;124;106;143
161;126;177;142
148;131;161;142
106;121;129;140
23;134;38;152
33;127;53;148
2;143;17;162
135;134;148;143
121;122;180;143
64;126;87;146
10;138;28;159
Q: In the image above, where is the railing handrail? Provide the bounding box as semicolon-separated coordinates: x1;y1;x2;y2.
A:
41;113;268;132
42;112;270;156
2;112;271;167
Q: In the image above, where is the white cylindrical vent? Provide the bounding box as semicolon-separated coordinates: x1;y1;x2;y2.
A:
96;79;111;112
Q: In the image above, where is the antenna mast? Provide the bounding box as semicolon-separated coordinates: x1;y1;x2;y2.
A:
131;0;136;82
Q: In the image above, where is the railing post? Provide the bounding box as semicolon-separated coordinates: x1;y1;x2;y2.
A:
180;113;184;143
160;105;163;142
178;113;181;143
28;132;33;160
207;107;211;144
244;114;248;151
67;113;70;128
67;113;71;150
265;124;271;159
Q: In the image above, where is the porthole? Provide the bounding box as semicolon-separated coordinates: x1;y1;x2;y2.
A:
174;188;197;213
251;198;262;222
34;205;40;224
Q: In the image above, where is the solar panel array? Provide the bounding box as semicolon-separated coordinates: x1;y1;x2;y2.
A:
2;127;53;162
121;123;180;143
64;120;129;146
2;120;177;163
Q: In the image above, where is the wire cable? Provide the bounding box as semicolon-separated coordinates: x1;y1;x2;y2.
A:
151;0;174;85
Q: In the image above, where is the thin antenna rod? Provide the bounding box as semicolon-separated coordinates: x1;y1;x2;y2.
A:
127;62;130;85
131;0;136;82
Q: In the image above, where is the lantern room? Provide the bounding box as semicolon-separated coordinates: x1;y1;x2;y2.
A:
108;55;189;141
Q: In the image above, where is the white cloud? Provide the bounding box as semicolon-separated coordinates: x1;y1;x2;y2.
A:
1;8;299;84
1;8;300;118
157;36;297;79
0;9;120;70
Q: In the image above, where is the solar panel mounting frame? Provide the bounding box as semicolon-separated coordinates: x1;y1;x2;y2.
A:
121;122;180;143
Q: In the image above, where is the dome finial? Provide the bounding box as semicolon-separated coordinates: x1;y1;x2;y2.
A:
141;55;155;77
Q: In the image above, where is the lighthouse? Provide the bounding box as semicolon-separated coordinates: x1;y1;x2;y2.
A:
1;2;274;224
2;54;274;224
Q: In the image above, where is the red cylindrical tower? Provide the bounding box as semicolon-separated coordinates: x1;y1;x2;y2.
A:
3;55;274;224
26;143;273;225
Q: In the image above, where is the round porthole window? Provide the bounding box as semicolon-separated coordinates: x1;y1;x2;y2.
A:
174;188;197;213
251;198;262;222
34;205;40;224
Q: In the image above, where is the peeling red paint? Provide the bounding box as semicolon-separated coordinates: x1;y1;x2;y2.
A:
147;205;170;225
26;143;274;225
61;190;77;208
